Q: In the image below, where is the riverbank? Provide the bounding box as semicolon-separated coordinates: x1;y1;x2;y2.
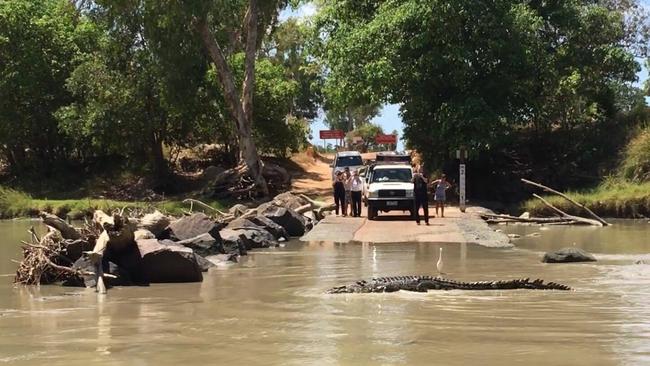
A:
523;181;650;218
0;186;228;219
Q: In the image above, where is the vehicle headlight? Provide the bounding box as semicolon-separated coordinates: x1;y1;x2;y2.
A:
406;190;413;198
368;190;378;198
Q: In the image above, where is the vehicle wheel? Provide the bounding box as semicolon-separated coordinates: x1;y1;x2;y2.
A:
368;204;376;220
409;209;415;219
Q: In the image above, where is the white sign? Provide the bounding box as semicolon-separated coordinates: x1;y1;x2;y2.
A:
459;164;466;213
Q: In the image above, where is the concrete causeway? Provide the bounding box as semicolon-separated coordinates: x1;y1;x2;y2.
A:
301;205;512;247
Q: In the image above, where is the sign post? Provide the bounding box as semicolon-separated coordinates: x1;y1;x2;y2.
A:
456;147;467;213
320;130;345;151
375;134;398;145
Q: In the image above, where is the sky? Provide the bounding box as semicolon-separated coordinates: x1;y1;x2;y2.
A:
279;3;649;152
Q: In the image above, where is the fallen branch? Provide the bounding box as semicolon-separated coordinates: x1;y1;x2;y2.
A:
521;178;610;226
183;198;228;216
39;212;82;240
532;193;603;226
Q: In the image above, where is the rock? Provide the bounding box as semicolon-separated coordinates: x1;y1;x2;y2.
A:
134;229;156;241
507;234;521;239
168;213;221;241
226;217;263;230
136;239;203;283
259;205;306;237
229;204;249;217
635;259;647;265
526;232;541;238
206;253;239;265
194;254;215;272
272;192;307;210
519;212;530;219
220;228;277;251
138;210;171;238
249;215;288;240
542;247;597;263
166;233;224;257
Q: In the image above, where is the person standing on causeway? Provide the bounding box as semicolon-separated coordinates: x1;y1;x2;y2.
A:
412;165;430;225
350;170;363;217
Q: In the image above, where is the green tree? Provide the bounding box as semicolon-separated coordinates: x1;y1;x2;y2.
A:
347;123;383;152
56;5;214;179
0;0;89;173
324;103;381;132
316;0;643;183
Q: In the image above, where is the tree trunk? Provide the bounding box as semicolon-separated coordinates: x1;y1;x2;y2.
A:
194;10;268;196
150;132;167;179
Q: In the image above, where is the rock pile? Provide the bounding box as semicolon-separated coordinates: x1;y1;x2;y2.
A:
15;192;324;290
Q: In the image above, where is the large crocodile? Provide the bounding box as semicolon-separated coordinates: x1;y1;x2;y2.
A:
327;275;571;293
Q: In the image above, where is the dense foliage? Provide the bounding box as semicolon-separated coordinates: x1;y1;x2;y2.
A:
0;0;319;187
316;0;650;200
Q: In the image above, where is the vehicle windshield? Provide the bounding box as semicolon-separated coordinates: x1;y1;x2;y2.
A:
336;155;363;167
372;168;412;183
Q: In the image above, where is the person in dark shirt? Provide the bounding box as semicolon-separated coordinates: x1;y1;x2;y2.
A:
412;165;430;225
333;171;347;216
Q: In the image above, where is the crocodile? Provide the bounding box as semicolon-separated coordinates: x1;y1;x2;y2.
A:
326;275;571;293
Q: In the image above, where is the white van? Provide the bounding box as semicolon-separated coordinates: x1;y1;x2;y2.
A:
331;151;364;180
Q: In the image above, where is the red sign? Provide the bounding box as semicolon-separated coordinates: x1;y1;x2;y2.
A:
320;130;345;139
375;134;397;144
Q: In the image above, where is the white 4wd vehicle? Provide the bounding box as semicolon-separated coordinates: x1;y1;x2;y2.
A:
364;164;414;220
331;151;364;180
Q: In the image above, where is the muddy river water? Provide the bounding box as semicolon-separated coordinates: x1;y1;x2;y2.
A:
0;219;649;365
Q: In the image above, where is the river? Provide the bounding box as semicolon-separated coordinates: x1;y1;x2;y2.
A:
0;219;649;365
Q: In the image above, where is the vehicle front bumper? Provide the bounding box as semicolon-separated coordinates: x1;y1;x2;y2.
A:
367;198;414;211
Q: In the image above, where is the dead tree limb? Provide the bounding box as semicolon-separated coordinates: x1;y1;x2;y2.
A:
532;193;603;226
183;198;228;216
521;178;610;226
39;212;81;240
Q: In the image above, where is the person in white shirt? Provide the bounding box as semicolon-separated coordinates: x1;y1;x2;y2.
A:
349;170;364;217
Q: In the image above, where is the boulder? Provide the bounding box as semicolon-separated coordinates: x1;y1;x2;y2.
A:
165;233;224;257
136;239;203;283
134;229;156;241
229;204;249;217
249;215;288;240
194;253;215;272
138;210;171;238
260;205;306;237
220;228;276;251
272;192;307;210
168;213;221;241
542;247;597;263
206;253;239;265
226;217;263;230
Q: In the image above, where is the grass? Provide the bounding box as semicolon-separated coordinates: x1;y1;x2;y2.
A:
523;180;650;218
0;186;227;219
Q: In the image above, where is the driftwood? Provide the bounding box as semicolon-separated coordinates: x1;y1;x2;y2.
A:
15;226;114;286
183;199;228;216
39;212;81;240
521;178;610;226
297;194;336;218
532;194;603;226
480;213;576;224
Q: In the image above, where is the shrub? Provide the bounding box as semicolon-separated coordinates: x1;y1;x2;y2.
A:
620;127;650;182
